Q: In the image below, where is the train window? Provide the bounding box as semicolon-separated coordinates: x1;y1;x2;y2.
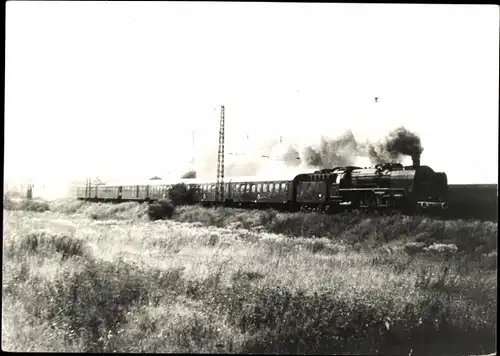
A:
235;184;240;192
269;183;274;192
263;184;268;192
212;185;216;192
251;185;256;193
257;183;262;192
281;183;287;191
241;184;246;192
275;183;280;191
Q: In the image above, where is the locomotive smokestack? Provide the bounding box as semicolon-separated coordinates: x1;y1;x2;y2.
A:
412;154;420;168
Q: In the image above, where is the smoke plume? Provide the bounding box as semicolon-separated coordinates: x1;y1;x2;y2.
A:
185;126;424;180
367;126;424;165
299;130;362;168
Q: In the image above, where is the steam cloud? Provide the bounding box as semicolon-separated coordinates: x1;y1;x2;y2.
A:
300;130;363;168
182;126;424;180
367;126;424;165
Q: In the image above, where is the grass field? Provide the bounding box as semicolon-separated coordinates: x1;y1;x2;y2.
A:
2;197;497;354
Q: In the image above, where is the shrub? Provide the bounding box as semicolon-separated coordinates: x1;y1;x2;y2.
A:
23;199;50;212
148;199;175;220
168;183;194;206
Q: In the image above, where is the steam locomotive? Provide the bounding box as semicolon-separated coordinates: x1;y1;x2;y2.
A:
75;158;449;213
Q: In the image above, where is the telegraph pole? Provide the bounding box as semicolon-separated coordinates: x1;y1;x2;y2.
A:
215;105;225;203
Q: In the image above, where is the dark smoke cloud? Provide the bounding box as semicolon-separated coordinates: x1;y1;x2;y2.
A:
190;126;424;179
367;126;424;165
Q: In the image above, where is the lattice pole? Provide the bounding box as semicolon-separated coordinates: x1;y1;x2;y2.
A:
215;105;225;203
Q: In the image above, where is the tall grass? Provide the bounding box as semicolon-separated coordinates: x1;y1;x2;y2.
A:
2;207;497;354
173;205;497;256
4;196;497;255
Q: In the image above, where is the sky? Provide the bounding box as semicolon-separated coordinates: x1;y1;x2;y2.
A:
4;2;499;197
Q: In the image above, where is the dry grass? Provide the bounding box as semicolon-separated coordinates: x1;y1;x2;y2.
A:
2;201;497;355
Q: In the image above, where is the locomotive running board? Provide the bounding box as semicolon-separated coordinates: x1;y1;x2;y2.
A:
338;188;406;192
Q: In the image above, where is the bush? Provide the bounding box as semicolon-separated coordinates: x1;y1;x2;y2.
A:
148;199;175;220
168;183;194;206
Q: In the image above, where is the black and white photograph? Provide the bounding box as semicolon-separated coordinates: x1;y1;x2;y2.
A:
3;1;498;354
